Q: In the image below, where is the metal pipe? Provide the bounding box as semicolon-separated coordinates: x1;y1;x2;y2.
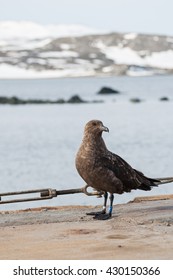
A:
0;185;103;205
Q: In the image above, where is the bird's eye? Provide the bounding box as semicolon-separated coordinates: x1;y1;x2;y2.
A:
92;122;97;126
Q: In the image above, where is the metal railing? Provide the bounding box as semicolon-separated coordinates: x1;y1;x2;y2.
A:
0;185;103;204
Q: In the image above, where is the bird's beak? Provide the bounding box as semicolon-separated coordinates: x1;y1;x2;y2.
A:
101;125;109;133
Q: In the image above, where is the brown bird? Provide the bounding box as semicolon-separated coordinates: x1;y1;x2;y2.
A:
75;120;173;220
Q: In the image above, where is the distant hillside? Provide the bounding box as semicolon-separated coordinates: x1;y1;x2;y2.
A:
0;21;173;78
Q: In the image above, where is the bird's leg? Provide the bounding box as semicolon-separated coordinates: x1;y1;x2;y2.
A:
93;193;114;220
108;193;114;217
102;191;108;214
86;192;108;216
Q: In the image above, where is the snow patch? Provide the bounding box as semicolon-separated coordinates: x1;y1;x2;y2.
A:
27;58;46;65
99;44;173;69
0;38;52;51
39;51;79;58
102;65;115;73
145;50;173;69
124;33;137;40
46;58;67;67
102;46;144;65
0;21;102;41
0;63;96;79
60;44;71;50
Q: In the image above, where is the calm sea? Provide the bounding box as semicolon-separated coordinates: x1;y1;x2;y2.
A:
0;75;173;210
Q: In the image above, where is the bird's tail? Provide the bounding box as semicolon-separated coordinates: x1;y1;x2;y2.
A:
154;177;173;185
134;169;173;191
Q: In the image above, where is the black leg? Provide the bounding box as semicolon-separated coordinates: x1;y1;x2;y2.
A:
93;193;114;220
108;193;114;217
86;192;108;216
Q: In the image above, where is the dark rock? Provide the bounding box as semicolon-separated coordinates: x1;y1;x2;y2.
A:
160;96;169;101
67;95;87;103
56;98;65;104
98;86;120;94
9;96;20;104
92;100;104;103
0;95;102;105
27;99;47;104
130;98;142;103
0;96;25;104
0;96;9;104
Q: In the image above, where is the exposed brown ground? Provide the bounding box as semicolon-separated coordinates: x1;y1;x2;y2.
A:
0;195;173;260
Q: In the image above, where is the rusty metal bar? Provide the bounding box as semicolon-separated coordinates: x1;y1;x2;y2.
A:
0;185;103;204
0;188;56;204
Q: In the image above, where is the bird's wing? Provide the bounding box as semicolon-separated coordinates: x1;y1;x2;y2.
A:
100;152;145;191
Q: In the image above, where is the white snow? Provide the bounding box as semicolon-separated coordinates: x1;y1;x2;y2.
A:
124;33;137;40
0;63;96;79
98;44;173;69
0;21;102;41
102;65;115;73
60;44;71;50
0;21;173;78
39;51;79;58
46;58;67;67
101;46;144;65
138;50;149;57
27;58;46;65
0;21;104;52
21;39;52;50
145;50;173;69
0;38;52;51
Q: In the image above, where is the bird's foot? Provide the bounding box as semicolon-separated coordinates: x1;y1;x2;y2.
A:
86;209;106;216
93;213;112;220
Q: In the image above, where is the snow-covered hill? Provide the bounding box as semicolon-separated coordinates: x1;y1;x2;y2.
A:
0;21;173;79
0;21;101;40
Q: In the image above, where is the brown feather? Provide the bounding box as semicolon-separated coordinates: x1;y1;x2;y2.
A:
75;120;173;195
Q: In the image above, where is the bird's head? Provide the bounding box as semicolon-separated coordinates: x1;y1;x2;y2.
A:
84;120;109;136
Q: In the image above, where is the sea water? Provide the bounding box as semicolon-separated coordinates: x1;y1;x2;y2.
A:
0;75;173;210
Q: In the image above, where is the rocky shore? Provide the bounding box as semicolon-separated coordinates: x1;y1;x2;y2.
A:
0;195;173;260
0;85;170;105
0;94;103;105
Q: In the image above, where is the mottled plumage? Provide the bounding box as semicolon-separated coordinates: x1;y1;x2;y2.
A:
75;120;173;219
